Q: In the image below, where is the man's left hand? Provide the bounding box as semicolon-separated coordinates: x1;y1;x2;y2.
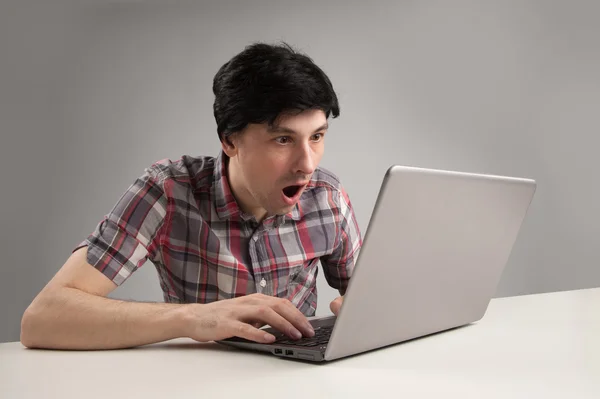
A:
329;296;343;316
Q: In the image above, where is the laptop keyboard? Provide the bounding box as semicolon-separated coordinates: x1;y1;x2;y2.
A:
275;325;333;347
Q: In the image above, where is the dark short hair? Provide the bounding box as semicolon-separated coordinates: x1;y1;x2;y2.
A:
212;42;340;143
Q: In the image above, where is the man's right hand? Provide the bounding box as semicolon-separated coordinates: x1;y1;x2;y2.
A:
21;248;314;351
182;293;315;344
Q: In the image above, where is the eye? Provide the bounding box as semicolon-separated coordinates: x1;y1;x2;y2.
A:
275;136;292;144
312;133;325;142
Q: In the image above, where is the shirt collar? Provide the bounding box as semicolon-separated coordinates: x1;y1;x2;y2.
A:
212;151;301;223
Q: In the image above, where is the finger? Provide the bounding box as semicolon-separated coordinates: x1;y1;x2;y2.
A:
250;321;266;329
243;305;304;340
267;298;315;337
228;321;276;343
330;296;343;316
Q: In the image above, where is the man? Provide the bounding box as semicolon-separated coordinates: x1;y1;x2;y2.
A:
20;42;362;350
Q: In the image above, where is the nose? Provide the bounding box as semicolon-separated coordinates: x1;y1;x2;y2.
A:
294;142;316;176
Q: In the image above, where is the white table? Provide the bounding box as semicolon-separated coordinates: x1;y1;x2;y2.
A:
1;288;599;398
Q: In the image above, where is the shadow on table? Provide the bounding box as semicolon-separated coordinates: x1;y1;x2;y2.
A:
141;322;478;365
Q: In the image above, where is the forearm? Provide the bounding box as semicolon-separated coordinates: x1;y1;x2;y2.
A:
21;287;189;350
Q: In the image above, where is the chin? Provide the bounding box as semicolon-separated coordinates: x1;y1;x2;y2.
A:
270;205;294;216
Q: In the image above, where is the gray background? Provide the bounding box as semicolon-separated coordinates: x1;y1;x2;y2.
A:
1;0;599;343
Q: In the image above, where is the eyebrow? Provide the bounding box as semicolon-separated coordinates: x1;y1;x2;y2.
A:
268;122;329;135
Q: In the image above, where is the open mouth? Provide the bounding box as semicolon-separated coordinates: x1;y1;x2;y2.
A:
282;185;302;199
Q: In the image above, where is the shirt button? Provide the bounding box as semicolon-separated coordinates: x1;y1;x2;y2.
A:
259;278;267;288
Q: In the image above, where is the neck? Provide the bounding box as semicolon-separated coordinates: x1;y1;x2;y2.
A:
225;155;268;222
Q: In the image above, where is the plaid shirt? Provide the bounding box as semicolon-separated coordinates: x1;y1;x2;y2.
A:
75;151;362;315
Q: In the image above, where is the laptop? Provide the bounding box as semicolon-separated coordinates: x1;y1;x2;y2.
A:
217;164;537;362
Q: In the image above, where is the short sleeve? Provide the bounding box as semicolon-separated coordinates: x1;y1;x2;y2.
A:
73;167;168;286
320;185;363;295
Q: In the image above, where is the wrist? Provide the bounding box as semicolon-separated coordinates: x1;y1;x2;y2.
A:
174;303;202;339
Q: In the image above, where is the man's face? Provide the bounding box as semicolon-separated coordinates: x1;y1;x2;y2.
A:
223;108;328;221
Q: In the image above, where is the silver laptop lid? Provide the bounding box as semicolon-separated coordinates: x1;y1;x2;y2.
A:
325;165;536;361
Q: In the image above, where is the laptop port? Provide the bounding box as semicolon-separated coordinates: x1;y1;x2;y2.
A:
274;348;282;354
285;350;294;356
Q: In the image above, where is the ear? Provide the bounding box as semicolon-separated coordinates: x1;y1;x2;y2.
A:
220;134;239;158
